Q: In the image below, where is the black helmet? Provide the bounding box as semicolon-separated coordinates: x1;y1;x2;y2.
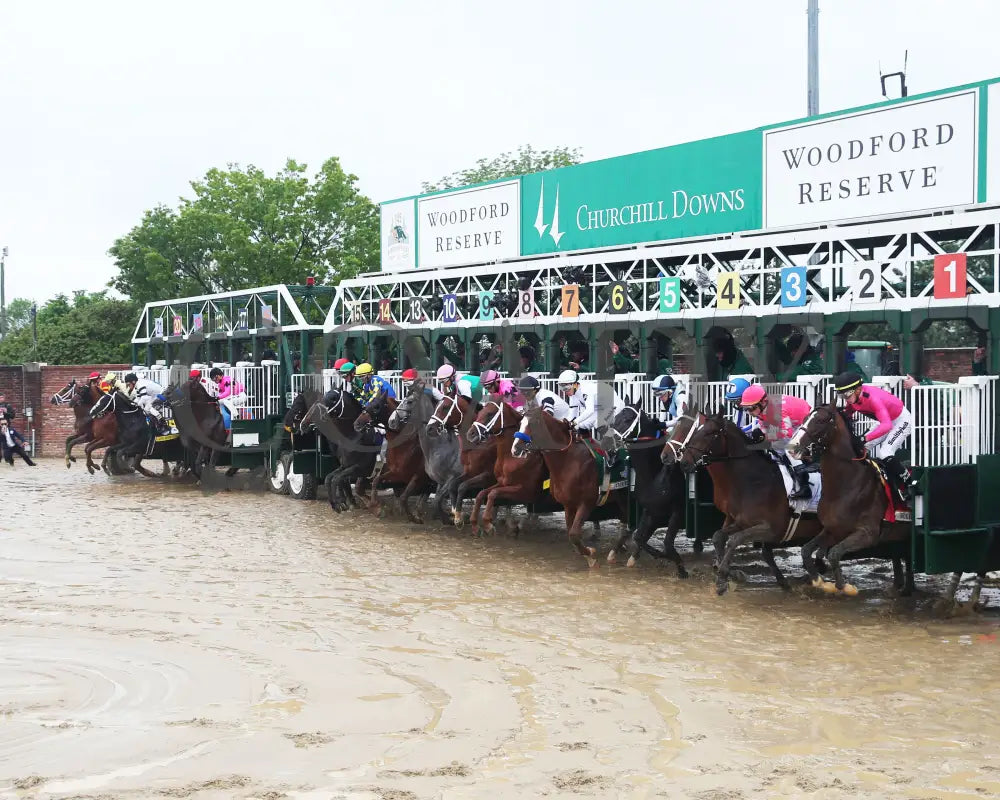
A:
124;372;138;383
519;375;541;391
209;367;224;379
833;372;864;393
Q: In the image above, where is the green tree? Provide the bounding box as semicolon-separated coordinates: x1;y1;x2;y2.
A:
109;158;378;305
2;298;35;334
0;291;138;365
422;144;583;192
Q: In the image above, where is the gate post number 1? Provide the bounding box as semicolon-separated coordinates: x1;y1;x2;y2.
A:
933;253;967;299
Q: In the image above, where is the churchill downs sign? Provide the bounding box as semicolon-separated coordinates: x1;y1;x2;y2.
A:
380;77;1000;271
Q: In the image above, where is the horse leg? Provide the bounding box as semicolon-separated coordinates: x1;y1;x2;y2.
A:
454;473;493;527
760;544;790;591
716;523;771;596
567;504;598;568
827;526;881;596
101;445;116;476
84;439;103;475
711;520;743;570
801;531;828;588
134;457;158;479
66;433;87;467
969;572;986;609
481;484;525;537
398;476;424;523
470;486;490;531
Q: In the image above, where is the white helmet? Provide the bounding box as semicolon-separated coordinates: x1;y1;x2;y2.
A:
436;364;456;381
557;369;579;386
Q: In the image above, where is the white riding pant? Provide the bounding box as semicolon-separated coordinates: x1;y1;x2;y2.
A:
219;394;247;420
135;395;160;419
867;407;912;459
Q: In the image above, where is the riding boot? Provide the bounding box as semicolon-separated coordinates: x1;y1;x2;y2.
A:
881;455;909;503
788;463;812;500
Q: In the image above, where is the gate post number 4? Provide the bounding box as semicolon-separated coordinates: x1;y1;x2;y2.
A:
933;253;967;299
717;272;740;310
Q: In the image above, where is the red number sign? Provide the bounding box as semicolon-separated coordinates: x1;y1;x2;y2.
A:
378;298;393;324
934;253;967;299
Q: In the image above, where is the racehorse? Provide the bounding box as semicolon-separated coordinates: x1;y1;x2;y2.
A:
167;380;231;478
511;404;630;567
427;393;496;525
666;408;826;595
467;400;546;536
90;391;184;478
788;404;914;596
610;403;688;576
50;379;95;469
301;389;378;512
389;383;462;522
63;382;120;475
354;390;432;523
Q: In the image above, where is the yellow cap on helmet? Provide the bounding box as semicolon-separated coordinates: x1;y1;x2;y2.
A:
355;362;373;377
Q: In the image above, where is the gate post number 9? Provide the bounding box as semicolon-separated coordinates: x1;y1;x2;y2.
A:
478;290;495;321
933;253;967;299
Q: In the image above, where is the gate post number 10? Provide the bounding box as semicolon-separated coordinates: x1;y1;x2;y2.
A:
933;253;967;299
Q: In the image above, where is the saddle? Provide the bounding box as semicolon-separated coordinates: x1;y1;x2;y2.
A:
579;437;629;504
867;459;911;523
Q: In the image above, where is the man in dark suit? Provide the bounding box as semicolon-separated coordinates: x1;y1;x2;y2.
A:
1;419;35;466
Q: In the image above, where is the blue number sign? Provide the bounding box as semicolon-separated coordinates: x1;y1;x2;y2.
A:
780;267;807;308
443;293;458;322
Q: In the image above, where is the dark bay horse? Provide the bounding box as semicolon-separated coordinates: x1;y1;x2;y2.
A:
301;389;378;512
427;393;496;526
511;405;629;567
667;409;826;595
64;382;120;475
90;391;184;478
168;379;232;477
610;403;687;576
354;390;431;523
788;404;914;596
467;400;547;536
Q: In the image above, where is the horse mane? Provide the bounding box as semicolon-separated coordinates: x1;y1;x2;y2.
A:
831;402;866;458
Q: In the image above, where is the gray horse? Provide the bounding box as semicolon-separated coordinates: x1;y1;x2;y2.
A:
390;383;463;521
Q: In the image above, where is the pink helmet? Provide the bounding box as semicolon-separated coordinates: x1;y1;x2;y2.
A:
480;369;500;386
436;364;456;381
740;384;767;408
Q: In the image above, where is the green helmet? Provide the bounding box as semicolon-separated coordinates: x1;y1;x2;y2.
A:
338;361;356;374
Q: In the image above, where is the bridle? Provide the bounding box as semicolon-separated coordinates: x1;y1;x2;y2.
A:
429;393;462;431
91;391;140;419
793;405;864;462
470;400;511;442
52;380;77;405
663;413;703;461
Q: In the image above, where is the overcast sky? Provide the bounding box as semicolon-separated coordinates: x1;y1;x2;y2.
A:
1;0;997;304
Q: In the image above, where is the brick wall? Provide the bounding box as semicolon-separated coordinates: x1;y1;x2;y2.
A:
922;348;977;383
0;364;129;457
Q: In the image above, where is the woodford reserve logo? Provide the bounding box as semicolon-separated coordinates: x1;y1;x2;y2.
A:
765;90;978;227
417;180;521;269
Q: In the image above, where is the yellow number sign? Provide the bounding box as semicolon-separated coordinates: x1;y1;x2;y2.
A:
717;272;740;310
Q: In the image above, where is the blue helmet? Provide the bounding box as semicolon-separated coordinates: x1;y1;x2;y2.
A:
651;374;676;394
725;378;751;402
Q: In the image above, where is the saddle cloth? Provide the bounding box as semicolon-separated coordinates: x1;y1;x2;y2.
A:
770;451;822;515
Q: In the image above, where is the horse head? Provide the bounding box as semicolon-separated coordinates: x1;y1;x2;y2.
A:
389;385;431;431
285;389;317;432
673;409;731;473
510;402;570;459
354;389;392;433
89;392;115;419
300;399;330;435
661;406;703;466
610;400;661;451
788;403;862;462
51;379;76;405
468;399;514;445
427;393;464;438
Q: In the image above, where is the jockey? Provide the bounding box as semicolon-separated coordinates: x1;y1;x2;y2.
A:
338;361;356;393
725;378;756;434
353;362;396;405
124;372;167;431
209;368;245;428
740;384;815;500
557;369;624;462
833;372;912;501
517;375;571;420
400;367;420;395
434;364;474;402
87;371;104;395
650;374;687;431
480;369;523;410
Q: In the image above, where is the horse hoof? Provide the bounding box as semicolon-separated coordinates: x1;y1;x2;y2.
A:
716;582;729;596
587;556;598;569
626;555;637;568
606;550;617;565
678;567;689;579
811;577;825;589
842;584;859;597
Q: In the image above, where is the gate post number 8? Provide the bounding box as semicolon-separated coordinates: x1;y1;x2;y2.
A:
933;253;967;299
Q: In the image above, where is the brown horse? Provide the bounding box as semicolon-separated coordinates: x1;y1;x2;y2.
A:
68;382;119;475
511;405;629;567
667;408;826;595
427;393;497;526
50;379;93;468
168;379;231;477
467;400;547;536
353;391;431;523
788;404;913;596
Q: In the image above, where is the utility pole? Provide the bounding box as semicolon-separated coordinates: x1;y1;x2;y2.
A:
807;0;820;116
0;246;7;339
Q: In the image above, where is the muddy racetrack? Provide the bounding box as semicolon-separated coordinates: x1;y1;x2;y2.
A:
2;460;1000;799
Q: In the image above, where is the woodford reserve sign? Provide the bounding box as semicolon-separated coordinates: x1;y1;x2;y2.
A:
379;77;998;271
